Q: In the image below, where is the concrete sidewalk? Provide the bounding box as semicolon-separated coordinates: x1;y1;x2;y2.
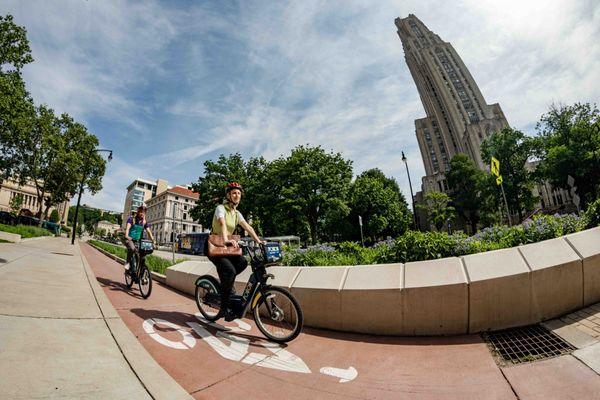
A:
0;237;191;399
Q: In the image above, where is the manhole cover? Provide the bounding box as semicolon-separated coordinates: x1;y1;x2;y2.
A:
51;252;74;256
482;325;575;365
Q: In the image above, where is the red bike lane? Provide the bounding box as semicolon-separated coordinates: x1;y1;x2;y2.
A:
81;242;580;400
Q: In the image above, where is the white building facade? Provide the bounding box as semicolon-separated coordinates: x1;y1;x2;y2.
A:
145;186;203;244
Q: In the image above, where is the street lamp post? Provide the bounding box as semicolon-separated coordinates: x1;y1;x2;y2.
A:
71;149;112;245
402;151;417;230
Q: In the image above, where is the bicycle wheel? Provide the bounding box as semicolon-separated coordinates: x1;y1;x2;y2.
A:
138;265;152;299
253;286;303;343
195;276;221;321
124;270;134;288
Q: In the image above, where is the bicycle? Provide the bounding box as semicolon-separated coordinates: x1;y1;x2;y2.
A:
195;241;303;343
124;238;153;299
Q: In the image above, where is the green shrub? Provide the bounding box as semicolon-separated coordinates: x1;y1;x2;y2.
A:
88;240;186;274
282;213;588;266
0;223;53;238
584;199;600;228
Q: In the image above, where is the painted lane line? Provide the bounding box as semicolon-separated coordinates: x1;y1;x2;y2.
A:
319;366;358;383
143;318;196;350
188;322;250;362
242;342;312;374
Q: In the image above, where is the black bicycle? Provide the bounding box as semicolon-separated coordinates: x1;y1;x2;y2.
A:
124;239;153;299
195;241;303;343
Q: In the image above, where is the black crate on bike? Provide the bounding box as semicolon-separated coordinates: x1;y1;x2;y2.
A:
263;242;282;265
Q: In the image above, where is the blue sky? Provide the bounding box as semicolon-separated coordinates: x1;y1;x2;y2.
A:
3;0;599;212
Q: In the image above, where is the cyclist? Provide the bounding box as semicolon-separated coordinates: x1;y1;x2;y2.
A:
124;204;155;272
210;182;264;321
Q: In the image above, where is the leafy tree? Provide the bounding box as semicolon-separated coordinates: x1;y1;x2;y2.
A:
481;127;537;222
49;209;60;223
9;193;23;217
534;103;600;207
0;15;34;73
446;154;486;233
345;168;410;241
190;153;268;233
0;15;35;183
268;145;353;244
416;191;456;231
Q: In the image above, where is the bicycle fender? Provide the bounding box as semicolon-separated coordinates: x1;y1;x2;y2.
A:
195;274;219;287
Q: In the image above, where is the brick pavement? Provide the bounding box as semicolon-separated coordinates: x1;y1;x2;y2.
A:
559;303;600;339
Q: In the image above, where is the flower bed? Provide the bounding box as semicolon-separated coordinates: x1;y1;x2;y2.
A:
283;213;588;266
88;240;187;274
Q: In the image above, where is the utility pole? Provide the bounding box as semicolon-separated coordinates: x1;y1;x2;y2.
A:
358;215;364;247
402;151;417;230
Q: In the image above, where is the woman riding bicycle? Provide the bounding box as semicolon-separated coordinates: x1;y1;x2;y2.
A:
124;204;155;271
210;182;264;321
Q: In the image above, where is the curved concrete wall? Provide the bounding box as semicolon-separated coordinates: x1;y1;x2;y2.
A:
165;227;600;336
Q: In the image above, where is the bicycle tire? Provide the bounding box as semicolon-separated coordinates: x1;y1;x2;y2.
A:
195;276;221;321
138;265;152;299
124;270;134;288
253;286;303;343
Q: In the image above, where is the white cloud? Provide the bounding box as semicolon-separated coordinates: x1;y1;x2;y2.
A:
3;0;599;212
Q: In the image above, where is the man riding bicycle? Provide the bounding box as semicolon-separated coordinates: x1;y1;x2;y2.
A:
124;204;156;272
209;182;264;322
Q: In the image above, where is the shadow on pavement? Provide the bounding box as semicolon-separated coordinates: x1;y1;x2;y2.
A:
128;307;281;348
301;325;484;346
96;276;145;299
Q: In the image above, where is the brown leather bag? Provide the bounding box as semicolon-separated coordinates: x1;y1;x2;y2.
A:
207;234;242;257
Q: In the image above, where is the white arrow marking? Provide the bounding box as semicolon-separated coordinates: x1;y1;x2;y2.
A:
143;318;196;350
319;366;358;383
242;342;311;374
188;322;249;361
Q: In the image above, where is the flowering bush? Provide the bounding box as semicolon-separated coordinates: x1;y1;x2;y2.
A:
584;199;600;228
281;213;588;266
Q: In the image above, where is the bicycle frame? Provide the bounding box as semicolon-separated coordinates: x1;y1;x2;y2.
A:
232;243;276;317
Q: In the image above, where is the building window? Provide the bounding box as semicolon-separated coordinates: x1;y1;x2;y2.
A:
183;213;187;220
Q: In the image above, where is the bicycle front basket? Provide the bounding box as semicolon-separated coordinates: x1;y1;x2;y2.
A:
263;242;282;265
140;239;154;253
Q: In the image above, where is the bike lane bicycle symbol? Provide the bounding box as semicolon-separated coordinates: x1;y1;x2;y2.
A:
142;313;358;383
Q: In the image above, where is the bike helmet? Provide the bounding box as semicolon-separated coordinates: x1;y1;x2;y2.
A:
137;203;148;211
225;182;243;195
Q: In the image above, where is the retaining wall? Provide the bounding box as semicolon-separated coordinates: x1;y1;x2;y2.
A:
165;227;600;335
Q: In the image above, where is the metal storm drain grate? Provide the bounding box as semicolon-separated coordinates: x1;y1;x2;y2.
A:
51;252;74;256
482;325;575;365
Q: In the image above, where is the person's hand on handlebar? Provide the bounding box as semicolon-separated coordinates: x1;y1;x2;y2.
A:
225;239;239;248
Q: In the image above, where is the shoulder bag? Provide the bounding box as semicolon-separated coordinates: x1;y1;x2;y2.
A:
207;234;242;257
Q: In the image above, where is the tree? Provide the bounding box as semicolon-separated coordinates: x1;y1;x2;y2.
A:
190;153;268;233
49;209;60;223
268;145;353;244
534;103;600;207
0;15;35;183
345;168;410;241
481;127;537;222
416;191;456;231
0;15;34;73
446;154;486;233
9;193;23;217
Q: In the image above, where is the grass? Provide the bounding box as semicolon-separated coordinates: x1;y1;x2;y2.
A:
88;240;187;274
0;239;10;243
0;223;54;238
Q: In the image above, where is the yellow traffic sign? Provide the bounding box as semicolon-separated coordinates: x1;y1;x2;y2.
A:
496;175;503;185
491;157;500;177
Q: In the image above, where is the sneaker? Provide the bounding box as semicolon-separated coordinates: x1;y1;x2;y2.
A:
224;309;237;322
124;263;130;271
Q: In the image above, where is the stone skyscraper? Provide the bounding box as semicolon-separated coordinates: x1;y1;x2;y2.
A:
395;15;509;194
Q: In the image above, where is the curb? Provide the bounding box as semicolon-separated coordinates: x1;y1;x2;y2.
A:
87;242;167;284
78;241;192;400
